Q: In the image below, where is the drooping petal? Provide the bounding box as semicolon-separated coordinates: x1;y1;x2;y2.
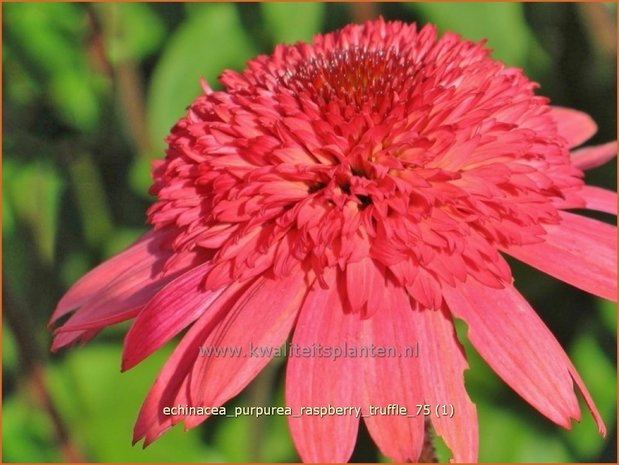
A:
122;262;227;371
502;211;617;301
571;141;617;170
579;185;617;215
566;362;607;436
133;296;231;446
361;283;425;462
53;256;173;333
548;106;597;148
50;231;161;325
443;279;605;434
51;329;99;352
411;305;478;463
51;248;188;351
136;268;307;445
286;268;362;463
184;271;312;429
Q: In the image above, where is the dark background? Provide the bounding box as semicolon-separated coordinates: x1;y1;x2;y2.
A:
3;2;617;462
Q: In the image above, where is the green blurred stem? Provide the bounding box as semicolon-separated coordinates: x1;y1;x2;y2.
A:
66;151;114;248
95;4;152;157
116;60;152;155
578;3;616;59
419;419;438;463
349;2;379;23
3;279;85;461
246;361;280;461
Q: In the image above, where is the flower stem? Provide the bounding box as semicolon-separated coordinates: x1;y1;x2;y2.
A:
246;360;280;461
419;418;438;463
349;2;379;23
3;280;84;461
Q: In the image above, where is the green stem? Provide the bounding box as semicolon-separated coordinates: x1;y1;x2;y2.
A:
3;279;85;461
419;418;438;463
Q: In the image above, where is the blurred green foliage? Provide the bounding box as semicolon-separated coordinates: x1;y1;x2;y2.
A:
4;3;107;132
408;2;540;66
3;2;616;463
262;2;326;44
147;3;256;152
97;3;166;67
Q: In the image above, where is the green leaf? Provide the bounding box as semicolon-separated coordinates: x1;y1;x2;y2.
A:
147;3;256;153
477;403;571;461
47;343;222;461
432;433;452;463
262;2;324;45
2;217;32;299
452;317;503;394
66;152;114;248
103;227;146;258
129;156;155;199
407;3;534;66
60;251;91;289
3;49;41;106
49;69;101;132
212;362;295;462
597;298;617;334
2;326;18;372
96;3;166;64
4;3;105;131
4;3;84;74
262;380;299;461
212;404;252;462
4;159;63;264
2;187;16;237
564;332;617;458
2;392;62;462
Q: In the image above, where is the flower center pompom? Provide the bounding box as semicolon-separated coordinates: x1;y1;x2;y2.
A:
148;20;585;306
285;46;414;112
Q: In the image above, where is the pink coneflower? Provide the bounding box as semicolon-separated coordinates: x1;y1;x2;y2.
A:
50;19;616;462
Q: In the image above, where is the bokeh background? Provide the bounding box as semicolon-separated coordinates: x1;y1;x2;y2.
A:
2;2;617;462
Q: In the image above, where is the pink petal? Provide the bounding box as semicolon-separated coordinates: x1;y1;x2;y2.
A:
51;329;99;352
286;268;362;463
133;282;249;445
346;257;378;313
411;305;478;463
122;262;227;371
443;280;605;434
406;268;443;310
502;211;617;301
50;231;159;325
566;362;607;437
51;251;183;335
548;106;597;148
184;271;312;429
579;185;617;215
571;141;617;170
361;283;425;462
51;253;187;351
